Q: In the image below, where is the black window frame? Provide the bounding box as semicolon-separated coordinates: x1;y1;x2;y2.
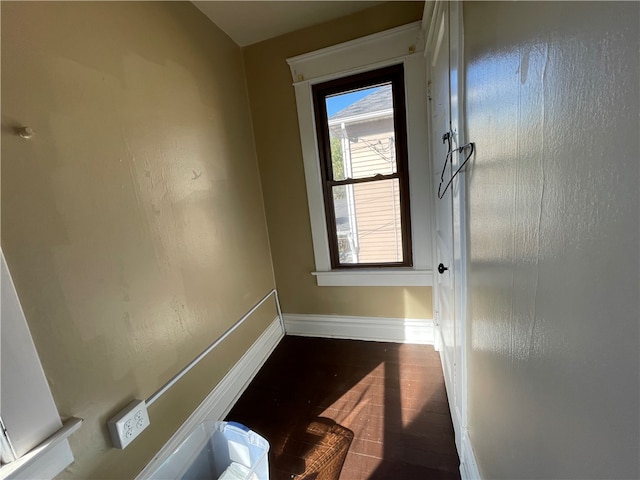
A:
312;64;413;269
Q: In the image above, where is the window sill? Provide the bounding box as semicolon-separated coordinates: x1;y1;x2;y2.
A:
0;417;82;480
312;269;433;287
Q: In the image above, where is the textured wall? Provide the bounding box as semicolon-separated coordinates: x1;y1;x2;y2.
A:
1;2;275;478
243;2;433;319
464;2;639;478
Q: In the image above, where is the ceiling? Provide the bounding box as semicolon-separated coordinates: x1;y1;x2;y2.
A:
192;1;385;47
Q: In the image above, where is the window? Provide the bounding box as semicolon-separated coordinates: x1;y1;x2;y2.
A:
287;21;434;286
313;65;412;268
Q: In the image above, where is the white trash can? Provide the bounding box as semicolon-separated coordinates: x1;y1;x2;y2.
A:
150;421;269;480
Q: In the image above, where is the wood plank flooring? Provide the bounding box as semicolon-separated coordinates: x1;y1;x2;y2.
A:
226;336;461;480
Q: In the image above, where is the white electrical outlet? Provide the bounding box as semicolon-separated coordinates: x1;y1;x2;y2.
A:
108;399;150;449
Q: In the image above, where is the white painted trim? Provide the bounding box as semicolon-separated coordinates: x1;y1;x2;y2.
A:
312;269;433;287
422;1;437;36
289;24;434;282
437;326;459;445
460;428;482;480
1;442;73;480
449;0;471;453
283;314;434;345
426;2;479;479
146;290;279;407
1;251;79;480
135;316;284;479
436;328;480;480
292;79;332;272
287;22;424;83
425;2;445;61
404;52;434;270
1;418;82;480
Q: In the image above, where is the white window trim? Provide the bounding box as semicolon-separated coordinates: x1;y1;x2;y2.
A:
287;22;434;287
1;251;82;480
312;269;433;287
0;418;82;480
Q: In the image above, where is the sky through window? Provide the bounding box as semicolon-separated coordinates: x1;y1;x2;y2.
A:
326;87;381;117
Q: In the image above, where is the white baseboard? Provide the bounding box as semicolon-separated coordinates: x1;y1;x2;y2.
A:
283;313;435;344
135;316;284;479
460;428;481;480
435;326;481;480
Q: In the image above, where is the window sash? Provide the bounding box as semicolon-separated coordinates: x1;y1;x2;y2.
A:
313;65;413;269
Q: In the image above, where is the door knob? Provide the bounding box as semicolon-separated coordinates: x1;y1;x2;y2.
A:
437;263;449;274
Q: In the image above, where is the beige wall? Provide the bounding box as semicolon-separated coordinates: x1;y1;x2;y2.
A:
243;1;432;319
1;2;275;478
464;2;639;478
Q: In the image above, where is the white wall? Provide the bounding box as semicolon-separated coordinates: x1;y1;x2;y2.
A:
463;2;639;478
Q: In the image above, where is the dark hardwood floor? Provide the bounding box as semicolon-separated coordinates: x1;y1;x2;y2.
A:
226;335;461;480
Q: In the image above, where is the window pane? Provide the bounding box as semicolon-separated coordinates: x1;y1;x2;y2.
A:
326;84;396;181
332;179;404;265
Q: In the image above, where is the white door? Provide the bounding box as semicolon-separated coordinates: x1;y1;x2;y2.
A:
426;0;467;455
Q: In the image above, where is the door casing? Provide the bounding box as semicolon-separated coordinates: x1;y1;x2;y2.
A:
425;1;474;475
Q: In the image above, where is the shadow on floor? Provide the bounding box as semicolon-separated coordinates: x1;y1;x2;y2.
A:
226;335;460;480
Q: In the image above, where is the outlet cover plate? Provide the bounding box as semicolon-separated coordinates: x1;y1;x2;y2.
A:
108;399;150;449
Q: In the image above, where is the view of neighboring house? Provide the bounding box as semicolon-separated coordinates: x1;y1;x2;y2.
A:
328;84;404;264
